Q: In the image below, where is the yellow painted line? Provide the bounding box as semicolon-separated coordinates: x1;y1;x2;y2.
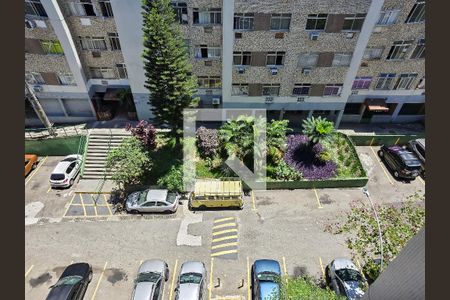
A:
47;187;52;193
25;265;34;278
79;194;87;216
247;257;251;300
214;217;235;223
313;188;323;209
67;203;109;207
369;137;374;146
370;146;394;185
212;235;238;243
211;249;238;257
212;228;238;236
394;137;400;145
63;193;77;218
417;176;425;185
319;257;325;278
169;259;178;300
25;156;48;186
104;194;113;215
213;222;237;230
209;258;214;300
139;260;143;265
282;257;288;276
94;201;98;216
251;190;257;210
90;261;108;300
211;242;238;250
355;258;362;270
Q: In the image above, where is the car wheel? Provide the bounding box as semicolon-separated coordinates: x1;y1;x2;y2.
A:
377;150;384;158
325;266;331;285
32;163;37;170
199;205;207;210
393;171;399;178
88;270;93;282
130;210;139;214
165;267;169;281
69;178;74;186
163;210;172;214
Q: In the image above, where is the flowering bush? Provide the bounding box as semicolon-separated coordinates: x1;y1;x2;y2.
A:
196;126;220;157
284;135;337;180
125;120;157;151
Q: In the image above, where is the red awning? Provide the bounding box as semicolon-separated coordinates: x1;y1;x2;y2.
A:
103;89;121;101
365;98;389;112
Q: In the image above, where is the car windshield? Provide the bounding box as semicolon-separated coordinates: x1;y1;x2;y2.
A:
336;269;363;282
62;157;77;162
54;275;83;287
50;173;65;180
179;272;202;284
257;271;279;282
136;272;161;283
166;193;177;204
137;190;149;205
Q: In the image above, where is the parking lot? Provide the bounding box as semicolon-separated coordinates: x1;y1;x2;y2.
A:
25;146;425;299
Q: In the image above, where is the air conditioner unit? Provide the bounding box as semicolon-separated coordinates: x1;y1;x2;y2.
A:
101;80;108;85
265;96;274;103
372;26;383;33
302;68;312;75
351;90;359;95
270;67;278;75
33;85;43;92
92;51;101;58
204;60;212;66
205;89;213;95
235;32;243;39
237;66;245;74
25;19;36;29
345;32;355;39
297;97;305;102
309;32;319;40
275;32;284;39
212;98;220;105
360;61;369;67
204;26;213;33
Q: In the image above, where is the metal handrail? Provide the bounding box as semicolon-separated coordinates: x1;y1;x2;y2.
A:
94;129;112;205
80;133;90;177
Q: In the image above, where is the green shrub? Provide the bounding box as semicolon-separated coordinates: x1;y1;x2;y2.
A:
157;165;183;192
279;276;345;300
273;160;302;181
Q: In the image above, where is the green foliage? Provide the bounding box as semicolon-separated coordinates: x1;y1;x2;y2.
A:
157;165;183;192
302;116;335;144
273;160;302;181
331;193;425;281
142;0;199;140
279;276;345;300
219;115;257;161
106;137;152;188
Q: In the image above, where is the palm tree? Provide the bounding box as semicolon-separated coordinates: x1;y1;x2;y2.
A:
302;116;335;145
219;115;255;161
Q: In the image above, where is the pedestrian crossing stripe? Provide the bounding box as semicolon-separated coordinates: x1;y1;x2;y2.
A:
213;222;237;230
212;235;238;243
211;217;238;259
211;242;238;250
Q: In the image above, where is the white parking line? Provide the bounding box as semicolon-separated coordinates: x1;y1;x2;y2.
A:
25;265;34;278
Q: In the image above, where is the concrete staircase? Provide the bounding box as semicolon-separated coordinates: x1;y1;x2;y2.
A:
82;129;131;180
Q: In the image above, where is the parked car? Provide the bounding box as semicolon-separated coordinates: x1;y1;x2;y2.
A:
25;154;38;177
377;145;422;180
251;259;281;300
125;189;180;214
49;154;82;188
45;263;92;300
131;259;169;300
406;138;425;177
175;261;206;300
326;258;366;300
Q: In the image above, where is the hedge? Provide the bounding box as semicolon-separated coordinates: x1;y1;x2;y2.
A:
25;135;85;156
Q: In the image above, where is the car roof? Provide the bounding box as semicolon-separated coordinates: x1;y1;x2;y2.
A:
180;261;205;275
387;146;421;165
332;258;359;271
254;259;281;275
415;138;425;148
146;190;168;202
178;283;200;300
259;282;280;299
53;161;71;173
138;259;165;274
133;282;156;300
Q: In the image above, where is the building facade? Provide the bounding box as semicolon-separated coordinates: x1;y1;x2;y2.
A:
25;0;425;127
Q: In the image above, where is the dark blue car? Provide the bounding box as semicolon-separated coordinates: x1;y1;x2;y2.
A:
251;259;281;300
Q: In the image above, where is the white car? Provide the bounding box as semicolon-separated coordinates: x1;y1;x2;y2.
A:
125;189;180;214
175;261;206;300
49;154;82;188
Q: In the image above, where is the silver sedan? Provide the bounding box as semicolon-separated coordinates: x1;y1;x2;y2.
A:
131;259;169;300
175;261;206;300
125;189;180;214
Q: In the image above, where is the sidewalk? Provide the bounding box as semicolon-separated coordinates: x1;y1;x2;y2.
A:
337;122;425;136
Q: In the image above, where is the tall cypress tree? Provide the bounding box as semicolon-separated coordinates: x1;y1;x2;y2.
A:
142;0;198;142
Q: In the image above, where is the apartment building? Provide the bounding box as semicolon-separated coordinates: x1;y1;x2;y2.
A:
25;0;425;127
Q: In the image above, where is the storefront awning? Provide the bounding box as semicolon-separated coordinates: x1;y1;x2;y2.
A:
103;89;121;101
365;98;389;112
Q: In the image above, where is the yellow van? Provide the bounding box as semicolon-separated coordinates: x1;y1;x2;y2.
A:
188;179;244;210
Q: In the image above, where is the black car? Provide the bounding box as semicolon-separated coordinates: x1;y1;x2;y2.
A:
46;263;93;300
378;145;422;180
407;139;425;177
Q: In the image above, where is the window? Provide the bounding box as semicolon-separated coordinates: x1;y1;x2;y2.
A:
233;51;251;65
99;0;113;17
232;84;249;96
195;45;221;59
270;14;291;31
377;10;399;25
298;53;319;67
323;84;343;96
352;77;372;90
58;73;76;85
108;33;121;50
399;103;425;115
25;0;47;17
386;41;412;60
305;14;328;30
343;14;366;31
410;39;425;59
363;47;384;60
193;8;221;25
116;64;128;79
406;1;425;23
234;13;254;30
172;2;188;24
332;53;352;67
41;40;64;54
344;103;362;114
266;51;285;66
262;84;280;96
79;37;107;50
292;84;311;96
68;0;96;17
89;67;116;79
197;76;221;88
25;72;45;84
394;73;418;90
375;73;396;90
